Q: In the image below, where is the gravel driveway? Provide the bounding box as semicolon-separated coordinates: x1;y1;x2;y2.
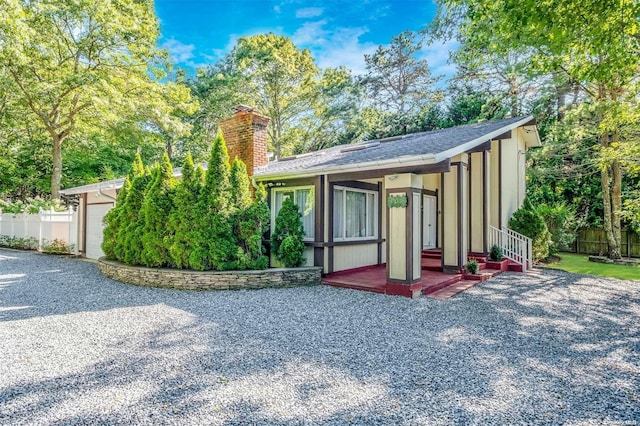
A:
0;249;639;425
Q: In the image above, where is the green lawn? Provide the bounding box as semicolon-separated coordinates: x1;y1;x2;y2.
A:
545;253;640;281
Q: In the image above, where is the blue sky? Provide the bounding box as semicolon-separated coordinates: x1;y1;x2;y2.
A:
155;0;456;78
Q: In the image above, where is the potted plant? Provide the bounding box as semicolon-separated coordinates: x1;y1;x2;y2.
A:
463;259;486;280
486;244;509;271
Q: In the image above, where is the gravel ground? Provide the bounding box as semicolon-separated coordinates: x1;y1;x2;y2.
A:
0;249;639;425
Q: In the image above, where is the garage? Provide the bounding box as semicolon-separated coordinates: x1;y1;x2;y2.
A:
85;203;113;259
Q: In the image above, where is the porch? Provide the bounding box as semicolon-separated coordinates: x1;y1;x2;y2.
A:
322;249;512;299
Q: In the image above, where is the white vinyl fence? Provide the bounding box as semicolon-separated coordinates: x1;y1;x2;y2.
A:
0;208;79;254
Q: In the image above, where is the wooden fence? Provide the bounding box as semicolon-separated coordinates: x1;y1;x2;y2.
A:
566;228;640;258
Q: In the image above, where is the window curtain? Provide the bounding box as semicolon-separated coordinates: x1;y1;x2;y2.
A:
333;189;344;239
296;189;314;239
345;190;366;238
366;193;375;237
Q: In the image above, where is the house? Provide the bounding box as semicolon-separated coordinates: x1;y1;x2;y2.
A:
61;106;541;297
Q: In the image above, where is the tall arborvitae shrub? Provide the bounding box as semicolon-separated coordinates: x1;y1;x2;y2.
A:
101;175;130;260
201;133;236;270
103;154;145;259
229;159;270;270
188;165;210;269
168;154;206;269
509;197;552;262
271;197;306;267
141;153;176;267
229;157;252;211
118;165;153;265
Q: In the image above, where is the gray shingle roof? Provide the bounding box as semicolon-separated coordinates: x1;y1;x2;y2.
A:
254;115;533;178
62;116;536;194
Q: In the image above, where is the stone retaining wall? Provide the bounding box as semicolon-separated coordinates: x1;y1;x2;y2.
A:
98;258;322;290
588;255;640;267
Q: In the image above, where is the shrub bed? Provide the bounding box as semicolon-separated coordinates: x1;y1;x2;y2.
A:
102;133;279;272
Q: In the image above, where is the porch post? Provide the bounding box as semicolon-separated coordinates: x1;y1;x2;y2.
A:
469;151;486;254
442;160;469;273
385;173;423;298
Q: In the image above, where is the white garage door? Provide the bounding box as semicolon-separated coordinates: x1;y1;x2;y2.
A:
86;203;114;259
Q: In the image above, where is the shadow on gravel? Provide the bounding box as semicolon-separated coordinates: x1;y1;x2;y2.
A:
0;250;170;322
0;250;638;424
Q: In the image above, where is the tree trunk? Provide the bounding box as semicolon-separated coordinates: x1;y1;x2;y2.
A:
601;165;622;259
51;133;63;200
611;160;623;257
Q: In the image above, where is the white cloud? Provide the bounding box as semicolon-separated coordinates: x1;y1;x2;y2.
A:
291;20;329;45
292;20;377;74
162;38;196;64
295;7;324;18
419;38;459;85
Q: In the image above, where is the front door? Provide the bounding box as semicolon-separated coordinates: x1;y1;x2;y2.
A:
423;194;437;249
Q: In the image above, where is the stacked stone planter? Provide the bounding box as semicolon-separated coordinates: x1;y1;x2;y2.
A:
98;258;322;290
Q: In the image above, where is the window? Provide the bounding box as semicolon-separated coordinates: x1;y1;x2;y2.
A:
272;186;315;240
333;186;377;240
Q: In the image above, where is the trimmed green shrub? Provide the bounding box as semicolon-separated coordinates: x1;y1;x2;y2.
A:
231;170;270;270
537;202;578;255
117;165;152;265
100;134;270;272
168;154;207;270
489;244;503;261
201;133;237;270
509;197;552;262
203;132;232;214
465;259;479;274
271;197;306;268
0;235;38;250
141;153;176;267
229;157;252;211
102;153;143;259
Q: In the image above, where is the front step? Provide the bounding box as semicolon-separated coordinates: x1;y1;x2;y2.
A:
464;269;502;281
508;262;525;272
422;252;442;259
421;249;528;274
427;280;482;300
421;274;463;296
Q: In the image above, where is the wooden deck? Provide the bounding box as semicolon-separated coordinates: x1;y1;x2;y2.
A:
322;249;520;299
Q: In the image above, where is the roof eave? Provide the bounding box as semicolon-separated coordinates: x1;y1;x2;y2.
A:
433;115;536;163
254;153;438;181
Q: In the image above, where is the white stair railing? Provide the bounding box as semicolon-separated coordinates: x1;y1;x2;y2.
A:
489;226;532;272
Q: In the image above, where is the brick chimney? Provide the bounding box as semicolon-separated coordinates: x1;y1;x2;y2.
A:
218;105;270;177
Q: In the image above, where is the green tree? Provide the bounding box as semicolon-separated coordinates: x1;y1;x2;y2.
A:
229;157;252;212
232;33;319;157
117;165;152;265
362;30;443;135
168;154;206;269
200;132;236;270
101;153;144;259
229;159;269;270
271;197;305;268
0;0;194;198
444;84;507;127
433;0;640;259
288;66;365;153
183;61;251;163
141;153;175;267
537;202;579;256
